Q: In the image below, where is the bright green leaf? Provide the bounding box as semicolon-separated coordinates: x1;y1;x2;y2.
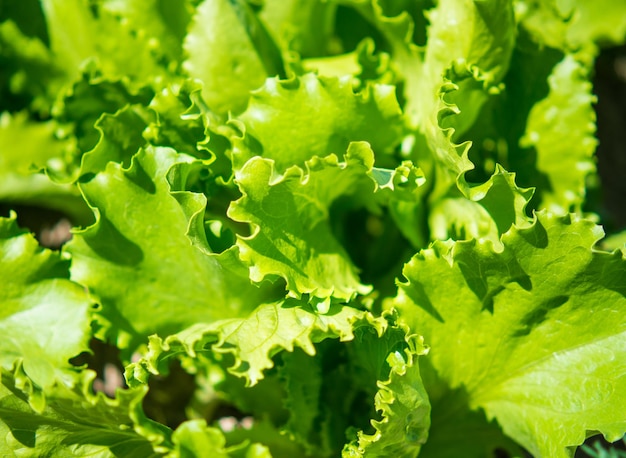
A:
344;321;430;457
520;53;597;214
40;0;170;90
0;370;161;457
260;0;337;57
233;73;405;173
0;216;94;407
0;112;90;221
183;0;269;114
170;419;271;458
126;300;367;387
67;147;281;354
229;144;382;300
394;211;626;456
429;166;533;246
515;0;626;49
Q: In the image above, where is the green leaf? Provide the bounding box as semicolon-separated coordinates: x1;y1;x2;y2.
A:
78;104;152;178
278;348;329;454
455;32;564;190
183;0;269;114
260;0;338;57
128;306;430;457
337;0;425;126
170;419;272;458
0;370;161;457
416;0;516;200
233;73;405;173
39;0;98;78
0;0;49;45
343;320;430;457
423;0;515;137
600;231;626;253
171;421;230;458
229;141;424;300
228;143;384;301
515;0;626;49
66;147;281;355
272;314;431;457
519;53;597;214
56;72;154;154
370;0;515;140
359;0;515;216
144;79;213;159
428;166;533;246
0;216;94;408
0;20;61;112
417;378;523;458
126;300;367;387
393;211;626;456
40;0;171;90
222;418;306;458
0;112;90;221
425;0;515;84
0;111;72;174
97;0;192;64
559;0;626;47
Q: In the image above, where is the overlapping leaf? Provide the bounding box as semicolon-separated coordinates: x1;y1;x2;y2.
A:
272;315;431;457
127;306;431;457
417;0;516;201
144;80;210;159
393;211;626;456
0;111;89;221
0;216;94;409
515;0;626;50
336;0;425;126
183;0;271;115
428;166;533;246
343;322;430;457
229;142;423;301
233;72;405;172
0;370;161;457
520;53;597;214
229;149;370;301
422;0;515;137
40;0;170;91
67;147;282;354
126;300;367;388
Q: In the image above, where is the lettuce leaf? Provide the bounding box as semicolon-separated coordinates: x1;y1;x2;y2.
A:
0;112;89;221
393;211;626;456
0;371;159;457
0;215;94;410
67;146;282;355
233;73;405;172
2;1;626;455
183;0;272;115
127;306;431;457
515;0;626;49
519;53;597;214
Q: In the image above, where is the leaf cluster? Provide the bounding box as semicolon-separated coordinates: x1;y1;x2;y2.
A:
1;1;626;456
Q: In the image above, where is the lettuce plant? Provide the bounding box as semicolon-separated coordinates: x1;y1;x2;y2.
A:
2;1;626;456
